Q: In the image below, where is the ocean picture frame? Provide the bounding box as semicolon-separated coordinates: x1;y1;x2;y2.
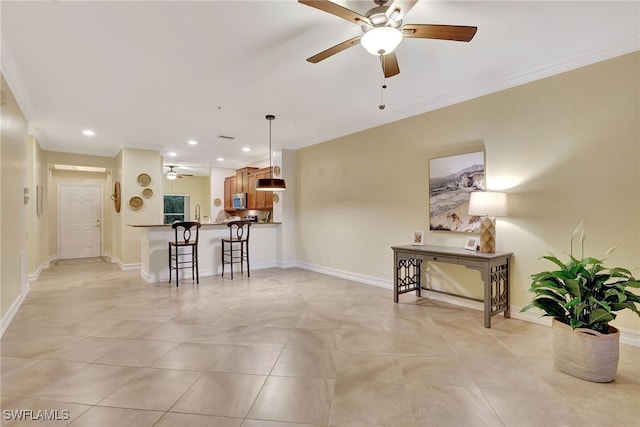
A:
429;151;485;232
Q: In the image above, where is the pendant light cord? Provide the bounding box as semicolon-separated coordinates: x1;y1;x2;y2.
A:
266;114;275;178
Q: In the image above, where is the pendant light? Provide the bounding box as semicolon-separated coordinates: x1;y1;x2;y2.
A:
256;114;286;191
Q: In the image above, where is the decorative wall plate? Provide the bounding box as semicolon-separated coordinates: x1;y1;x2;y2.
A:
111;181;121;213
213;198;222;207
272;193;280;204
142;188;153;199
129;196;143;210
137;173;151;187
273;165;281;176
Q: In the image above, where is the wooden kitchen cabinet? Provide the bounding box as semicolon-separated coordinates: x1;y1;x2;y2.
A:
247;173;257;210
248;167;273;210
236;167;257;193
224;176;236;210
225;167;259;211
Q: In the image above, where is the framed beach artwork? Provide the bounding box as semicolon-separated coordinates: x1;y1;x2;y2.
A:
429;151;485;232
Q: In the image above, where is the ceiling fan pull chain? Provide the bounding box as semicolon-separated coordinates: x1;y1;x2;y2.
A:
379;55;386;110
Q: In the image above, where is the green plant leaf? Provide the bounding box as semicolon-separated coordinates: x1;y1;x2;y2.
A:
624;291;640;302
622;280;640;289
608;267;633;277
530;297;568;318
610;302;640;315
604;288;626;303
589;297;611;312
530;288;567;302
588;308;614;325
540;255;566;270
570;318;587;329
564;279;581;299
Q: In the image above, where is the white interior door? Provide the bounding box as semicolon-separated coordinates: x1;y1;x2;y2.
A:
59;184;102;259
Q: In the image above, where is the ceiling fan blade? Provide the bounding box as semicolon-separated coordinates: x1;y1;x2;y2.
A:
381;51;400;78
402;24;477;42
299;0;372;26
307;36;361;63
385;0;419;21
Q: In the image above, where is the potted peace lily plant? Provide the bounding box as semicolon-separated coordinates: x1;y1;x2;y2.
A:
521;222;640;382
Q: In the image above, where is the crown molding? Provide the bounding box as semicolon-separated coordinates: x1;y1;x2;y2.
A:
1;39;37;121
391;35;640;124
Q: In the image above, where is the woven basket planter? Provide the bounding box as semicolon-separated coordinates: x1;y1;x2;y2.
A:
552;317;620;383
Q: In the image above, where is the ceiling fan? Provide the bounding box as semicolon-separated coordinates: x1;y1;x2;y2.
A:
299;0;477;77
165;165;193;180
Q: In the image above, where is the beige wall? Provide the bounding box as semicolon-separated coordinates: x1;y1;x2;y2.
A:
163;175;211;222
120;148;163;266
1;74;28;329
111;150;124;263
296;52;640;332
27;136;47;276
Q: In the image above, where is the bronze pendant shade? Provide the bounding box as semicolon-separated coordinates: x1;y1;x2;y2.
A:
256;114;286;191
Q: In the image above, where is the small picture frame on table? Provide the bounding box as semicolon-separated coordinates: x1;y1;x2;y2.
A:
412;231;425;246
464;237;479;251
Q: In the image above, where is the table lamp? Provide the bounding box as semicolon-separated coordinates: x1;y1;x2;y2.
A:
468;191;507;253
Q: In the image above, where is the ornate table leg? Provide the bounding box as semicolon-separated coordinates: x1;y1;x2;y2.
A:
394;255;422;303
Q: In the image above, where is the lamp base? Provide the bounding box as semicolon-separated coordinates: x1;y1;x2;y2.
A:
478;216;497;253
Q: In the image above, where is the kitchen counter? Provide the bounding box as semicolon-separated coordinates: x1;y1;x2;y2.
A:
131;222;281;283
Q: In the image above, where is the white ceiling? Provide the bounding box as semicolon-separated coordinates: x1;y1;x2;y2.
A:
2;1;639;171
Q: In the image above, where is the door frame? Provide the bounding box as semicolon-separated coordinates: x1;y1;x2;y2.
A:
57;183;105;259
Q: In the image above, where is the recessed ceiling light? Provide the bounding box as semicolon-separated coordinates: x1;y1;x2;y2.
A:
188;140;198;145
167;152;177;157
82;130;95;136
217;157;224;162
242;147;251;152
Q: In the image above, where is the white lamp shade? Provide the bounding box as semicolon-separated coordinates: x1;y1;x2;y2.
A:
468;192;507;217
360;27;403;56
166;171;177;180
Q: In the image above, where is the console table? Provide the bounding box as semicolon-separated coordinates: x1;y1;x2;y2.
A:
391;245;512;328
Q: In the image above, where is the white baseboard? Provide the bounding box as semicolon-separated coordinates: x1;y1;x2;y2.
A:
294;263;640;347
295;262;391;289
112;256;140;271
143;261;283;284
618;328;640;347
1;283;30;337
277;260;299;269
27;260;50;282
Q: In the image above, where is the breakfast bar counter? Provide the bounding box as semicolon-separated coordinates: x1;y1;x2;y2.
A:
131;222;281;283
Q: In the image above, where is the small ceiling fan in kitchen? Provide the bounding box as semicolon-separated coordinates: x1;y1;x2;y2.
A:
299;0;477;78
165;165;193;180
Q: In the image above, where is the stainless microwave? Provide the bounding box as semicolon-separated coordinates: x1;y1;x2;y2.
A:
232;193;247;210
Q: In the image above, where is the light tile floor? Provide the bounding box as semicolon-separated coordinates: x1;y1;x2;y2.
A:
1;259;639;426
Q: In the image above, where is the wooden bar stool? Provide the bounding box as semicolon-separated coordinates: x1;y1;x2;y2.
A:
221;220;251;279
168;221;201;287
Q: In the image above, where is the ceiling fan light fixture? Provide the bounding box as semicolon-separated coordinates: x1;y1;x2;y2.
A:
361;26;402;55
166;170;177;180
